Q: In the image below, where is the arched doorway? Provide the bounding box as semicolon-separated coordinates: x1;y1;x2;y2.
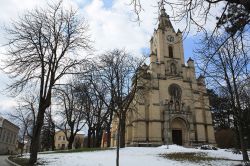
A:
171;118;187;146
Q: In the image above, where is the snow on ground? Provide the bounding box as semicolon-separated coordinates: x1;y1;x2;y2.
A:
35;145;243;166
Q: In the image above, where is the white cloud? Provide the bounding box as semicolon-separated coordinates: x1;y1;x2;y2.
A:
0;0;187;111
0;0;221;112
82;0;156;56
0;98;17;116
0;0;44;22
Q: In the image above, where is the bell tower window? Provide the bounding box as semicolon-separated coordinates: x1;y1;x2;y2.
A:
169;46;173;58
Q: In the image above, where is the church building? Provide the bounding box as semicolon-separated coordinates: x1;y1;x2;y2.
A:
122;8;216;147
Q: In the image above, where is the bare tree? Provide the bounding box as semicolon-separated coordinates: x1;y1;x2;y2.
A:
73;135;83;149
130;0;250;58
74;75;110;148
240;85;250;148
8;94;38;156
90;49;144;166
77;82;96;148
88;88;108;148
197;33;249;161
208;88;233;129
41;107;55;151
82;70;115;148
130;0;250;33
55;83;86;150
2;1;91;164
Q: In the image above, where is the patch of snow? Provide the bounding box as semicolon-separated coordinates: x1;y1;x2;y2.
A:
31;145;244;166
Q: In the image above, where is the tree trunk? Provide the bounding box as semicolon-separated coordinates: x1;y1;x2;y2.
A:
29;108;46;164
106;127;111;147
238;122;249;161
87;129;92;148
21;132;25;156
68;135;75;150
95;127;103;147
52;129;55;151
233;120;241;149
107;110;113;147
21;145;24;157
93;130;96;148
119;112;126;148
51;119;55;151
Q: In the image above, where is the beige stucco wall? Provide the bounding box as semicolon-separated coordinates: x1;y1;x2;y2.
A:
54;131;68;149
54;131;84;150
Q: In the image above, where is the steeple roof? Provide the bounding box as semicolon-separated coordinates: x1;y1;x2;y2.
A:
158;7;174;30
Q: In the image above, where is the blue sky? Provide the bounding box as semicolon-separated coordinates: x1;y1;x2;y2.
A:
103;0;113;8
0;0;200;116
77;0;115;9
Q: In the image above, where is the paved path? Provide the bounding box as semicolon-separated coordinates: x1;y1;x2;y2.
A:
0;155;11;166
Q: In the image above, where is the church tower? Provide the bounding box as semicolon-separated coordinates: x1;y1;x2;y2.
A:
111;8;216;147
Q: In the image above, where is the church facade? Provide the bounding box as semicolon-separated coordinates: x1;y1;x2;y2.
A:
123;8;216;147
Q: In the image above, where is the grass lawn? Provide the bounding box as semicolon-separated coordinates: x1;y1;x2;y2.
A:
9;156;36;166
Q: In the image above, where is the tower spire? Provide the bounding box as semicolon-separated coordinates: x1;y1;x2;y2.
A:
159;0;167;17
158;1;174;30
159;0;165;9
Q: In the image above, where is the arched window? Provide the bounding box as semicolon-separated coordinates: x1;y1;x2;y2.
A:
168;84;182;111
169;84;181;100
168;46;173;58
170;63;177;74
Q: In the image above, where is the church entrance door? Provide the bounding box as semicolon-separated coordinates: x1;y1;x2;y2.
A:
172;129;182;145
170;118;187;146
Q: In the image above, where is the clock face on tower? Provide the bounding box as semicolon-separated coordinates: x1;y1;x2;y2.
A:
167;35;174;42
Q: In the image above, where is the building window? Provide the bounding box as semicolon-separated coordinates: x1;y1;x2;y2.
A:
58;136;61;140
168;84;182;111
63;136;65;141
169;46;173;58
